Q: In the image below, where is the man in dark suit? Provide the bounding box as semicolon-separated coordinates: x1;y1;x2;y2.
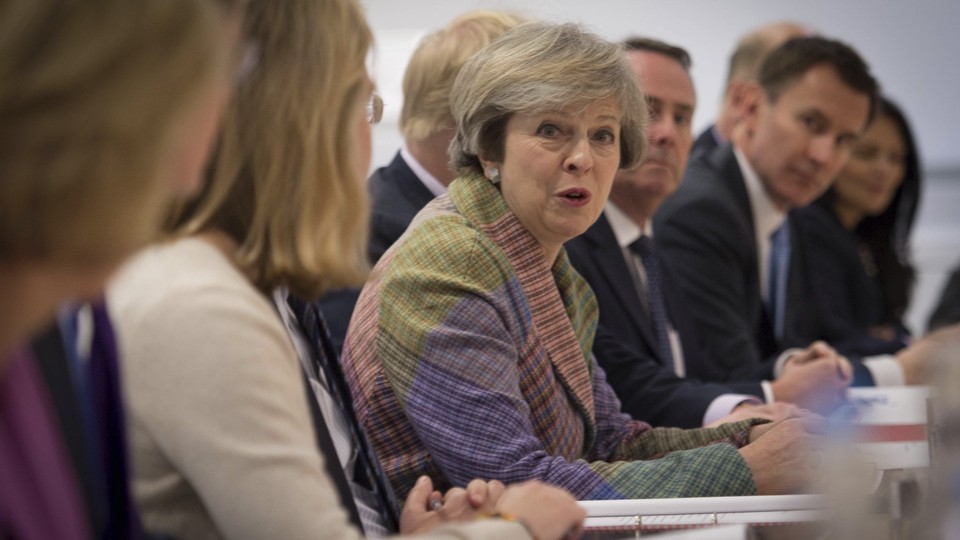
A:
568;38;847;425
691;21;810;160
653;36;929;387
319;11;525;352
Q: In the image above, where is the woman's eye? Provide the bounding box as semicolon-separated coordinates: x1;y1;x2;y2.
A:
593;129;616;144
800;114;825;134
537;123;561;137
853;144;878;160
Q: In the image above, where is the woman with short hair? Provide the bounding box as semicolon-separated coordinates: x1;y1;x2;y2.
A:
343;21;816;503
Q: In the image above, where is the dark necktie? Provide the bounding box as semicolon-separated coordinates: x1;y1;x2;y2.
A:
630;235;673;365
287;295;401;533
767;222;791;342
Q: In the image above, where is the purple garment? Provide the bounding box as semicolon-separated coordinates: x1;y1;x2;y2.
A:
89;303;142;539
0;345;89;539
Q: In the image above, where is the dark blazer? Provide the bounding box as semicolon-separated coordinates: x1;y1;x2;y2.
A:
653;145;838;383
929;264;960;332
566;215;763;428
793;203;909;357
367;151;437;263
691;124;721;161
320;151;437;353
568;213;766;387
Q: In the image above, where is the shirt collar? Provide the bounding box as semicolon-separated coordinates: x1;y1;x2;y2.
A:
400;143;447;198
734;146;786;240
605;201;652;250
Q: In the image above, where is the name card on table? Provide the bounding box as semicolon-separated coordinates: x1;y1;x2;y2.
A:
846;386;932;470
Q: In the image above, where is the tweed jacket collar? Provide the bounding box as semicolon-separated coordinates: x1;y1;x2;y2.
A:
447;174;599;423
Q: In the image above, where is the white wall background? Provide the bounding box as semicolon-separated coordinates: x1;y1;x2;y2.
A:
360;0;960;334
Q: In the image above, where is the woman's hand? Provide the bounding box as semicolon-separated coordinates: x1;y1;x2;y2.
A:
399;476;585;540
706;401;801;427
493;481;585;540
400;476;505;534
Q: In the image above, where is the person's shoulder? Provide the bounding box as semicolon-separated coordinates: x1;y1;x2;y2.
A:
108;238;298;391
793;200;832;222
111;237;244;295
397;208;494;264
366;162;394;195
792;204;851;253
386;204;511;292
108;238;275;334
657;167;741;228
368;152;413;195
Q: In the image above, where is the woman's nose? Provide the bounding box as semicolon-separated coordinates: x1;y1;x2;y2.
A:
564;138;593;174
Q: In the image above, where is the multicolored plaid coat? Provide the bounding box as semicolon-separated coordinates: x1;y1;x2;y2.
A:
342;175;760;501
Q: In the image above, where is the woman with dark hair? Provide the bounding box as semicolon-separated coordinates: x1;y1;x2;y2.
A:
795;96;922;358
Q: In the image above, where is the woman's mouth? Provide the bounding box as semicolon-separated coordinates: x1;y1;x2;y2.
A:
558;188;591;207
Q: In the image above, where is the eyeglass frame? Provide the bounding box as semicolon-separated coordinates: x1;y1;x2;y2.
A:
367;93;384;125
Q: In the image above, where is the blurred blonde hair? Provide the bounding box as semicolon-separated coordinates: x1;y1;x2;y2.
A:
0;0;230;266
173;0;373;299
400;10;526;141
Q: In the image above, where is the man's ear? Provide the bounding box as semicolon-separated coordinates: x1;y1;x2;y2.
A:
736;82;765;128
724;81;744;108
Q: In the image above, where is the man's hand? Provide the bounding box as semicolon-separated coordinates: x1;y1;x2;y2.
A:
772;342;851;413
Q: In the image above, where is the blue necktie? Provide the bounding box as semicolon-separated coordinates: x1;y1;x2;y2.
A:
630;235;673;365
287;296;401;533
767;222;791;342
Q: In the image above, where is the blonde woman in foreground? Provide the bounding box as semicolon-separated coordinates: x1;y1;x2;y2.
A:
107;0;584;539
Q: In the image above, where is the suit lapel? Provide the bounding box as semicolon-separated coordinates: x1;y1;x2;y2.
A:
385;153;437;212
714;147;778;356
582;216;665;366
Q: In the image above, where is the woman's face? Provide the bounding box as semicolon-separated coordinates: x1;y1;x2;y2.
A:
832;114;907;220
492;100;621;259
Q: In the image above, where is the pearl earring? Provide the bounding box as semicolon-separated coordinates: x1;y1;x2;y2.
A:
487;167;500;184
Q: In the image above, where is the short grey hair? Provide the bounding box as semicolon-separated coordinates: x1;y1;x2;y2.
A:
449;21;647;176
